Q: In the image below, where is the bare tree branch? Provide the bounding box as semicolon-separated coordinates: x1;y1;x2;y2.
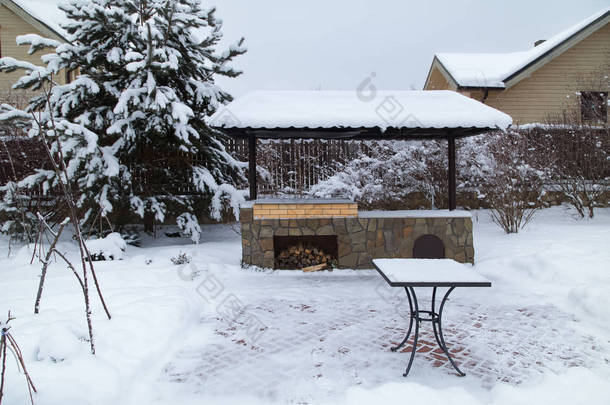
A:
34;216;69;314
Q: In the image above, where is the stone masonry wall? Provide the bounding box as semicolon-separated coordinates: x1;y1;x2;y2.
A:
241;208;474;269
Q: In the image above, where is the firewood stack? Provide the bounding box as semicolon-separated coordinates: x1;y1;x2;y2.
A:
275;242;334;269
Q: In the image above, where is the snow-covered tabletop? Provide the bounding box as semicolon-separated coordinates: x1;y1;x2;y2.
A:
373;259;491;287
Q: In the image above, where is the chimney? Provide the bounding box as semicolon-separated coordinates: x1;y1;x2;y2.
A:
534;40;546;47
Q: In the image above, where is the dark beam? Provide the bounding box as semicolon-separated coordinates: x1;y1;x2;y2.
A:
219;126;497;141
447;137;456;211
248;133;257;201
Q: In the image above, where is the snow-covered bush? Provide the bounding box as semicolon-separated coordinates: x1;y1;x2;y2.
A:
307;132;549;233
537;124;609;219
35;323;88;363
0;0;247;243
309;138;494;210
309;140;449;209
478;131;549;233
85;232;126;261
170;252;191;265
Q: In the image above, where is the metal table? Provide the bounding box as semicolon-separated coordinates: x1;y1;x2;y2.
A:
372;258;491;377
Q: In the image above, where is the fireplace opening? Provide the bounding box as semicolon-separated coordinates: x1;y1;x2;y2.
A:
273;235;338;270
413;234;445;259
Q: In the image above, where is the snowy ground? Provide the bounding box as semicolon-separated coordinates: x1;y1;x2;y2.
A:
1;206;610;404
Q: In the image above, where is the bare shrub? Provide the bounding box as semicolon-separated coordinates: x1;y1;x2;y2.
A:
545;62;610;218
0;311;37;405
171;251;191;265
1;80;112;354
479;131;548;233
33;216;69;314
547;125;608;219
542;111;609;219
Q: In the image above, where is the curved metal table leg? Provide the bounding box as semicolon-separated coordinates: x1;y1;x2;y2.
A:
431;287;444;349
435;286;465;376
391;287;414;352
392;285;465;377
402;287;419;377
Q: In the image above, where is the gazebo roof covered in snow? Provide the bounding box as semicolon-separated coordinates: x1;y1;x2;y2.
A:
210;90;512;139
211;90;513;205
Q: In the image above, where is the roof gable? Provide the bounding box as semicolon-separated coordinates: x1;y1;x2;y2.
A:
0;0;69;41
429;8;610;89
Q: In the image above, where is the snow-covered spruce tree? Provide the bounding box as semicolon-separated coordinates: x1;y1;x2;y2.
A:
0;0;247;242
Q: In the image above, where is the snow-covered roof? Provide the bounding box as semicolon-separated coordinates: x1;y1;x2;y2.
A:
4;0;69;40
210;90;512;131
434;7;610;88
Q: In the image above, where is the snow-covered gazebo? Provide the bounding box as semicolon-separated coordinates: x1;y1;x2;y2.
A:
211;90;512;209
211;90;511;268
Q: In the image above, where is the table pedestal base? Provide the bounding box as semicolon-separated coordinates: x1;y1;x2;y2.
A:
391;286;465;377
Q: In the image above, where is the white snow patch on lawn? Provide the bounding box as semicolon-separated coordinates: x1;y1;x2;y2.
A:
335;368;610;405
0;207;609;404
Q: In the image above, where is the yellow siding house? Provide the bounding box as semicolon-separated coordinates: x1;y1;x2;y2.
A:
0;0;70;96
424;8;610;125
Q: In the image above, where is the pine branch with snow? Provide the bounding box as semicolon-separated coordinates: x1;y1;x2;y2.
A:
0;0;247;242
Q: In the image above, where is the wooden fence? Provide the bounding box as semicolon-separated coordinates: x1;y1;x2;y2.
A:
226;138;367;195
0;135;367;196
3;128;608;198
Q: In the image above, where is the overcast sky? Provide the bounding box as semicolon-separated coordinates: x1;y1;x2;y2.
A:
212;0;609;97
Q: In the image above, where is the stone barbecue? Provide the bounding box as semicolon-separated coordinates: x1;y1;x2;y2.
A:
240;199;474;269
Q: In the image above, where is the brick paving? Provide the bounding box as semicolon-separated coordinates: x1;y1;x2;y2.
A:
164;274;610;402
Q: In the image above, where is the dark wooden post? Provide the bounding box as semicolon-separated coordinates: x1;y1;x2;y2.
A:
447;136;456;210
248;133;257;201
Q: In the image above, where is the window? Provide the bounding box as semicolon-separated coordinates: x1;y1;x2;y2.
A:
580;91;608;123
